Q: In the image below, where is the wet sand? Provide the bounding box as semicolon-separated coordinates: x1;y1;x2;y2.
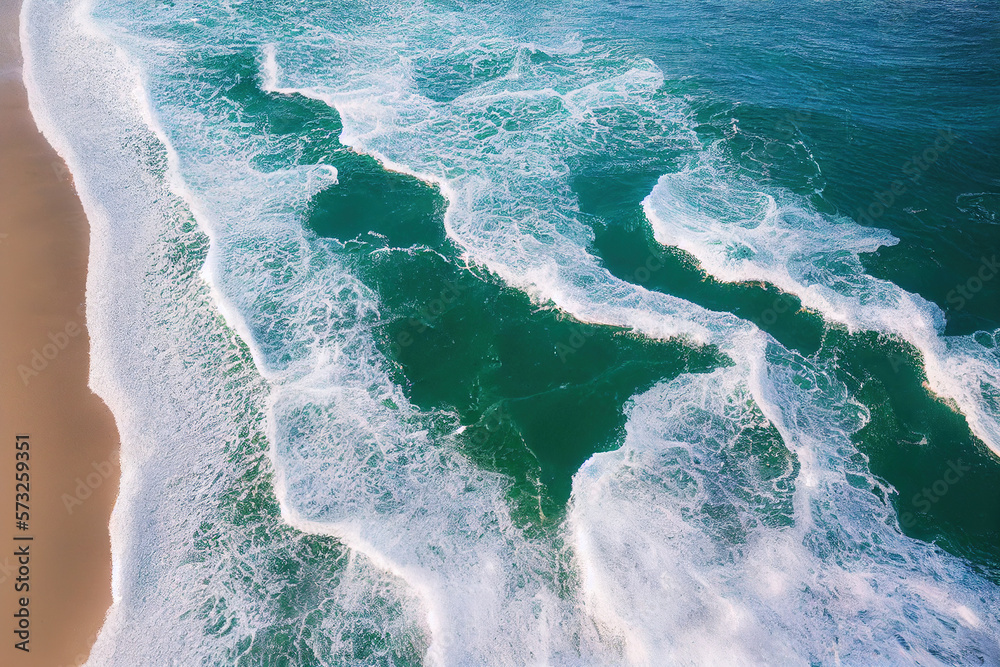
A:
0;0;119;664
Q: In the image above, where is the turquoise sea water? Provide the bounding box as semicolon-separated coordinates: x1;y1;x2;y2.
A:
21;0;1000;663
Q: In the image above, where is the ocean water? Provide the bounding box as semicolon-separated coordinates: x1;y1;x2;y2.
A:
20;0;1000;663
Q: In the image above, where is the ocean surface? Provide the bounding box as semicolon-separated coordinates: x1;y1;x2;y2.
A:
20;0;1000;663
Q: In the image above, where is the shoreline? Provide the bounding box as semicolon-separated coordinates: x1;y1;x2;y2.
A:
0;0;119;664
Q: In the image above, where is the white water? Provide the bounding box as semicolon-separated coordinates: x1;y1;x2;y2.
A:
644;163;1000;457
20;0;1000;663
21;0;429;663
256;1;1000;468
570;357;1000;665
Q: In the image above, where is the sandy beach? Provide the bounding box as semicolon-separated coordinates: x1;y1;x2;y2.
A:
0;0;119;664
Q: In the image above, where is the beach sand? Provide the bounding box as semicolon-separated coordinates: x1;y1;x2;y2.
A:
0;0;119;664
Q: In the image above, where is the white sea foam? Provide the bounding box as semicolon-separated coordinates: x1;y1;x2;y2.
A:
21;0;430;663
25;0;613;663
644;163;1000;457
570;360;1000;665
256;3;1000;661
22;0;1000;662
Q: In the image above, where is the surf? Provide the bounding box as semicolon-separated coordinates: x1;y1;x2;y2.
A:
20;0;1000;662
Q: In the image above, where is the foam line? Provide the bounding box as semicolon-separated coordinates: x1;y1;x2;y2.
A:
644;164;1000;457
22;0;1000;662
21;0;431;663
569;361;1000;664
257;8;1000;661
42;8;597;663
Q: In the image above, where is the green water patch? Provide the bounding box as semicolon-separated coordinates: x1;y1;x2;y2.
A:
200;62;727;526
566;152;1000;577
311;185;723;523
198;48;448;253
192;51;344;170
833;330;1000;580
570;165;827;358
211;51;452;251
358;244;721;519
687;94;1000;339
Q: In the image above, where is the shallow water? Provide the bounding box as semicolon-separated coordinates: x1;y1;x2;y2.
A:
21;0;1000;663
